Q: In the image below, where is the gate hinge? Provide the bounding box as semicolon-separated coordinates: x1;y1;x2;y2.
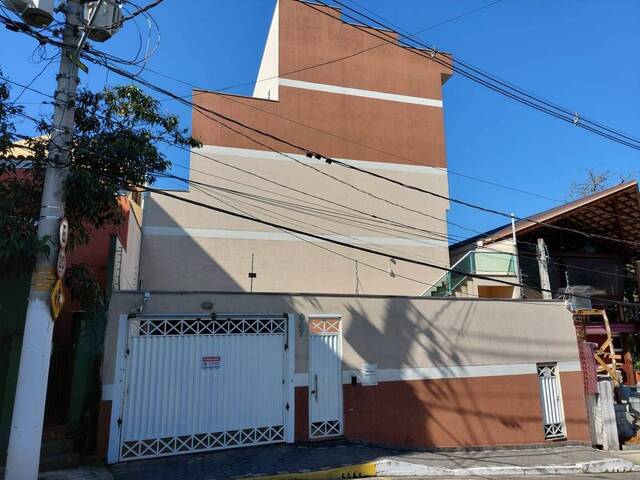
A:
285;402;290;411
117;417;122;428
125;348;130;356
284;343;288;351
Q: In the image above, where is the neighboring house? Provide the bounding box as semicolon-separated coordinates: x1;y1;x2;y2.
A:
444;180;640;384
97;0;592;464
139;0;453;296
0;139;143;458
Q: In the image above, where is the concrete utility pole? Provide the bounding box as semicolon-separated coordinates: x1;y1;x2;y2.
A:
537;237;552;300
510;213;524;299
5;1;83;478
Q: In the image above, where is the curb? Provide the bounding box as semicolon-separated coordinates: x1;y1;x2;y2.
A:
376;458;638;476
243;462;377;480
245;457;638;479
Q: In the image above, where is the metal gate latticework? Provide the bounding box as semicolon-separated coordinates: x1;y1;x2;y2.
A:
308;316;343;439
537;363;566;440
120;426;285;460
310;420;341;437
136;316;286;336
118;314;290;461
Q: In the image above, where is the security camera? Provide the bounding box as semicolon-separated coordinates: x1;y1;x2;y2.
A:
143;291;151;303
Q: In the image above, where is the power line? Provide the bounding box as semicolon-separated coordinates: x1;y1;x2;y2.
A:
8;103;636;286
190;181;459;275
121;181;640;307
90;58;640;251
166;168;640;283
6;10;638;240
11;120;637;285
309;0;640;151
190;182;460;294
144;0;505;102
8;53;640;252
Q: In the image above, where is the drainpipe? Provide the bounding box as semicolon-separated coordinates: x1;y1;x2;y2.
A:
511;213;524;299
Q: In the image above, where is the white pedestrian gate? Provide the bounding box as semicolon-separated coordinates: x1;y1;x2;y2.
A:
114;314;294;461
537;362;566;440
308;316;343;439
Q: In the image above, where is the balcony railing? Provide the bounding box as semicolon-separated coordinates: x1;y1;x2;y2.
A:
423;251;517;297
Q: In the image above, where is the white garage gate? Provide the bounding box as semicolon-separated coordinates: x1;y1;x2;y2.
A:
108;314;295;462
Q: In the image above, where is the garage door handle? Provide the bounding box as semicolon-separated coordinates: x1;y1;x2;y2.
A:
311;374;318;401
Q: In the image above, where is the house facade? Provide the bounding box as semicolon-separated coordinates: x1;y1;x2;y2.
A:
99;292;590;462
95;0;593;463
139;0;453;296
446;181;640;384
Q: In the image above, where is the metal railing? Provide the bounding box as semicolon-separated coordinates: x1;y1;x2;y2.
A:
423;251;517;297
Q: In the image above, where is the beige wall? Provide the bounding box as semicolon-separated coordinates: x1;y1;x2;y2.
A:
140;0;454;296
102;292;579;386
252;0;279;100
117;207;142;290
140;150;450;295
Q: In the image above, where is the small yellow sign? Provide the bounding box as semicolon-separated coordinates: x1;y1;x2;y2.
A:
50;279;65;320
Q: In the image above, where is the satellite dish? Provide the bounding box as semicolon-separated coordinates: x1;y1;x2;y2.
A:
1;0;54;27
84;0;123;42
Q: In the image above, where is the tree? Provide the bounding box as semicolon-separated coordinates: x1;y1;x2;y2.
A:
0;75;200;308
568;168;637;201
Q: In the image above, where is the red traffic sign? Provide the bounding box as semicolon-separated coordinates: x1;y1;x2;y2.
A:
59;218;69;249
56;249;66;279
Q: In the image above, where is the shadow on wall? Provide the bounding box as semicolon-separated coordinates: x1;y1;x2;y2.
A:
118;194;588;452
343;298;585;448
139;194;247;292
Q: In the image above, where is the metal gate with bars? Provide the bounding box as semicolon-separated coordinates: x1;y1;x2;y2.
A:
308;316;343;439
112;314;294;462
537;362;567;440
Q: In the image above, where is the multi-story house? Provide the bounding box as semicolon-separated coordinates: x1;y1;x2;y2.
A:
139;0;452;295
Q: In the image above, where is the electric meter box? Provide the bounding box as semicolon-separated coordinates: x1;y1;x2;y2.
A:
84;0;122;42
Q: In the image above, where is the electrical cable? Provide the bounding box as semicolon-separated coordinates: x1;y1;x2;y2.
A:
90;58;640;251
190;182;459;294
116;180;640;307
310;0;640;150
11;112;629;286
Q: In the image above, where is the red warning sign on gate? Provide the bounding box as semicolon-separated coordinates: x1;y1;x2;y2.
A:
202;356;221;369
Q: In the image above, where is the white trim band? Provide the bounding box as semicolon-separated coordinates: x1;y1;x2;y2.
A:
143;226;447;248
279;78;443;108
293;361;581;387
194;145;447;176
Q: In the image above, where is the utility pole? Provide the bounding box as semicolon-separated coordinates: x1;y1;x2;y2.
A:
510;213;524;299
5;1;82;478
536;237;552;300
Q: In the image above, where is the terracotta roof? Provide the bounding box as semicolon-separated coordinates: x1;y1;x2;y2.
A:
451;180;640;252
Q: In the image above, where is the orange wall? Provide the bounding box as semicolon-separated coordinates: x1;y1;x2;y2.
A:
294;372;589;447
192;0;451;168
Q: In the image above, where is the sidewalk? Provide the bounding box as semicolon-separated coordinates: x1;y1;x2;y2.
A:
37;443;640;479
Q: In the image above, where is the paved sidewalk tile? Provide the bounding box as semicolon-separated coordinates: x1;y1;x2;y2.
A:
388;445;616;469
110;444;393;480
38;467;114;480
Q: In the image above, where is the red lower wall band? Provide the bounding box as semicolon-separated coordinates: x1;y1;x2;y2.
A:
98;372;590;460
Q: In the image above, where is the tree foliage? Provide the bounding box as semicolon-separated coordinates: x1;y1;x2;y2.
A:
0;76;200;295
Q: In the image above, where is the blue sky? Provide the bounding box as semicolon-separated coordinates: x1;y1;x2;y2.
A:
2;0;639;241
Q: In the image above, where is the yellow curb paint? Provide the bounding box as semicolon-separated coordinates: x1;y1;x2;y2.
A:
243;462;378;480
